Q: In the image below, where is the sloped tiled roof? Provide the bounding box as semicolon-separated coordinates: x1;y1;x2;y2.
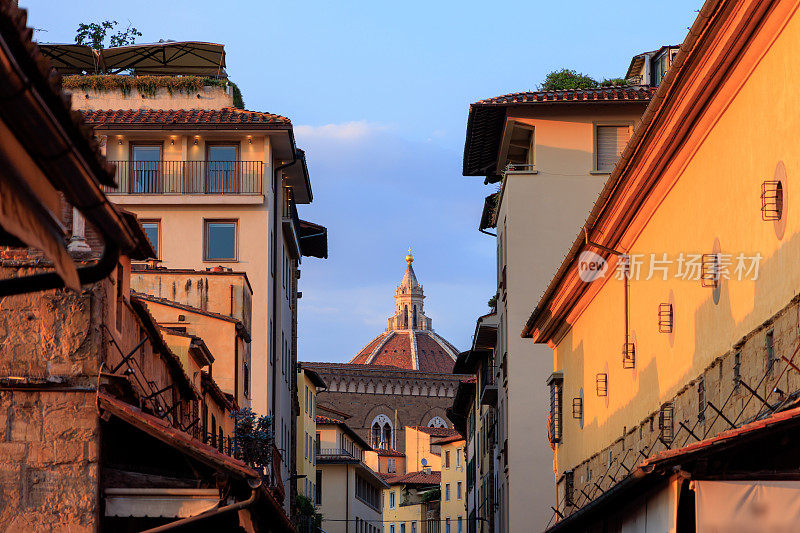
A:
464;86;656;176
413;426;461;438
369;332;414;369
349;332;390;365
81;108;291;127
416;333;457;373
432;434;465;445
386;470;441;486
474;85;657;106
375;447;405;458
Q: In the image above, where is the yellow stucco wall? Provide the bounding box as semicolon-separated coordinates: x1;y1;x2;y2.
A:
553;7;800;475
439;440;466;529
404;428;441;473
296;370;318;500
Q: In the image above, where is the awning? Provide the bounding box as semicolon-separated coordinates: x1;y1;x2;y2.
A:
97;392;258;480
39;41;227;77
105;488;220;518
694;480;800;531
298;220;328;259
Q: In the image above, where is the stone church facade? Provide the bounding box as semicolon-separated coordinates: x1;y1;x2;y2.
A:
305;251;464;454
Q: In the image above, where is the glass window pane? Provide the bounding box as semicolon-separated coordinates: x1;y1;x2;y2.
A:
205;222;236;260
208;146;238;193
132;146;161;193
142;222;159;257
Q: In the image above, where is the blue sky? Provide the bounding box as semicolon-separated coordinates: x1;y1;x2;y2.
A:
25;0;702;362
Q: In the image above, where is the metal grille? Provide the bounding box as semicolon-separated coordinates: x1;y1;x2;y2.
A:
659;402;674;444
761;180;784;221
564;470;574;507
596;373;608;397
701;253;720;288
622;340;636;369
658;303;673;333
698;379;706;423
549;380;563;443
572;398;583;419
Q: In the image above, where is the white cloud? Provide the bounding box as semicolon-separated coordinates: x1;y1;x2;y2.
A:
294;120;391;142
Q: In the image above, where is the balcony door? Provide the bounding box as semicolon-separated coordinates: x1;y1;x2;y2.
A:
207;144;238;193
131;145;161;193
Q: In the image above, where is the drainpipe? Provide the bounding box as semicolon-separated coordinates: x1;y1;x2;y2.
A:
141;479;262;533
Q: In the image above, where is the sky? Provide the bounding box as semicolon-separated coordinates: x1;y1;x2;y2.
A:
25;0;702;363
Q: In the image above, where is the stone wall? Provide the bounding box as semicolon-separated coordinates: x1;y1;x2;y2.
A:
0;266;105;531
560;294;800;514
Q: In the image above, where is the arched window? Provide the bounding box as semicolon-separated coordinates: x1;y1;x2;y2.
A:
428;416;447;428
403;305;409;329
371;414;393;448
412;306;418;329
371;423;382;448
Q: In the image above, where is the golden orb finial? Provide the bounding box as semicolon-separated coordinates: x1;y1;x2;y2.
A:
406;247;414;265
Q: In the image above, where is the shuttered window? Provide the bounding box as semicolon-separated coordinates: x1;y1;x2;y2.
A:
595;125;631;172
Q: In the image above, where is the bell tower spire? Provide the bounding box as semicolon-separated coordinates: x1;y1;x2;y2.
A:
388;248;432;331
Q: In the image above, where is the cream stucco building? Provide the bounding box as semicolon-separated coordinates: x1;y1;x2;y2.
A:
61;59;328;508
461;83;655;530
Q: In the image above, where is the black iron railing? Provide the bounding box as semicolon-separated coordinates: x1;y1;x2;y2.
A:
103;160;263;195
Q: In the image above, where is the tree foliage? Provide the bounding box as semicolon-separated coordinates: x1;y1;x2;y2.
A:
231;408;274;472
296;494;323;529
540;69;627;91
75;20;142;49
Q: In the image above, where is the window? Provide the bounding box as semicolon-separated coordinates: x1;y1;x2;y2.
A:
401;524;406;533
547;373;563;443
305;386;309;413
456;449;462;468
243;359;249;397
356;473;380;510
316;470;322;504
115;264;124;331
505;123;534;168
457;516;463;533
594;125;631;173
767;330;775;373
446;517;451;533
457;481;462;500
204;220;237;261
131;144;161;193
698;378;706;422
390;525;395;533
388;457;397;473
445;450;450;469
207;144;238;193
141;220;160;258
445;483;451;501
389;491;395;509
412;523;416;533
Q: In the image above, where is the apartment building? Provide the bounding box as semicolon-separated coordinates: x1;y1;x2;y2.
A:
462;77;655;530
297;363;326;504
316;415;389;533
39;40;329;503
449;313;497;533
383;470;441;533
437;434;467;533
522;0;800;530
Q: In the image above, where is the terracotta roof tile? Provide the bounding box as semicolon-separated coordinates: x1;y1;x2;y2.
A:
369;332;414;369
431;434;465;445
386;470;441;486
412;426;461;437
415;333;457;373
375;447;405;457
474;86;657;106
80;107;291;127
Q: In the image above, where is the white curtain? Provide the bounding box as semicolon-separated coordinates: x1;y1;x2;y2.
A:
695;480;800;532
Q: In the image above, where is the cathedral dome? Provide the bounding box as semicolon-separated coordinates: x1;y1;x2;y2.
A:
348;251;459;372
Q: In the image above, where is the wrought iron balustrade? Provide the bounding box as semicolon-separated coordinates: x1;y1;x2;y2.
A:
102;160;263;195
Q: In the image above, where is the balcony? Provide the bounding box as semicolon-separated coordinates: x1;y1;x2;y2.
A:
282;186;301;258
480;362;498;406
102;160;264;195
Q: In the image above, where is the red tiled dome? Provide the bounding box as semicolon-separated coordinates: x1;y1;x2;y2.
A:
348;330;457;372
